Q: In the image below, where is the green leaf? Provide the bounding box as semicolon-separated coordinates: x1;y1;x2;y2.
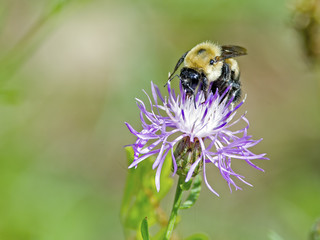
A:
120;147;174;239
180;178;192;191
180;175;202;209
140;217;150;240
185;233;210;240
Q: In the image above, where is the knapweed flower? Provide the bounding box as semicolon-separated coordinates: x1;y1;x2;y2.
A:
125;82;267;196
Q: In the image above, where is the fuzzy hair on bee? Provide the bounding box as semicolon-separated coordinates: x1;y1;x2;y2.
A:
167;41;247;103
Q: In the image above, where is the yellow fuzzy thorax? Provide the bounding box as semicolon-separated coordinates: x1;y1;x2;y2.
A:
184;42;221;69
184;42;224;82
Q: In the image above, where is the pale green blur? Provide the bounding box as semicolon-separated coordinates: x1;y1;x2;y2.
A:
0;0;319;239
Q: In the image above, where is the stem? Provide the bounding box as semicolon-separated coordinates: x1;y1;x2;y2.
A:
164;175;185;240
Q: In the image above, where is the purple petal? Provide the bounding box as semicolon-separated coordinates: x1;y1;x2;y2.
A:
152;140;169;169
155;155;166;192
125;122;139;136
219;85;232;100
185;155;202;182
128;149;160;168
203;161;219;196
171;147;177;176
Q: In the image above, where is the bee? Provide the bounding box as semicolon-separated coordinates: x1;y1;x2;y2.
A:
167;41;247;102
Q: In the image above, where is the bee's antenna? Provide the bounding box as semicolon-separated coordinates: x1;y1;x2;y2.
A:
166;51;188;82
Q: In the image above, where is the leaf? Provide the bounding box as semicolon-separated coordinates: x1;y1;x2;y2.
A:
140;217;150;240
120;147;174;238
180;175;202;209
180;178;192;191
185;233;210;240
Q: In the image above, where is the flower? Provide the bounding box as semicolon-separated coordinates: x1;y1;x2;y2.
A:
125;82;268;196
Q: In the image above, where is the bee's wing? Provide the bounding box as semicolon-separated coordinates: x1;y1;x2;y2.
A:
219;45;247;61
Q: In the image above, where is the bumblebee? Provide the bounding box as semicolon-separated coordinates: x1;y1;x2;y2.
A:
168;41;247;102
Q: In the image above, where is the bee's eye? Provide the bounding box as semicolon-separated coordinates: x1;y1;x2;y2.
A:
209;59;214;65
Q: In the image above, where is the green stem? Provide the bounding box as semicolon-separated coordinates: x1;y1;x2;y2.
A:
164;175;185;240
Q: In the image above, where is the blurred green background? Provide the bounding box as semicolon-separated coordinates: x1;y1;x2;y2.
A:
0;0;319;239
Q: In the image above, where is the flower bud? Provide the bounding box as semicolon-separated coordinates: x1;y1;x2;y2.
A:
174;137;203;177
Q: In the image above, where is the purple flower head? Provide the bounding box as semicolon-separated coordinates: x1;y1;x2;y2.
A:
125;82;268;196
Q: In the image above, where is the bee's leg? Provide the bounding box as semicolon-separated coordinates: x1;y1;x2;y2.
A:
187;85;197;108
220;63;242;103
228;72;241;103
193;93;197;108
231;81;241;103
200;74;209;101
230;89;238;109
184;84;197;108
221;62;231;82
181;78;194;95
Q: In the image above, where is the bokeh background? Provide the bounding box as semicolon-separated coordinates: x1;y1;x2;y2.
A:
0;0;320;239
